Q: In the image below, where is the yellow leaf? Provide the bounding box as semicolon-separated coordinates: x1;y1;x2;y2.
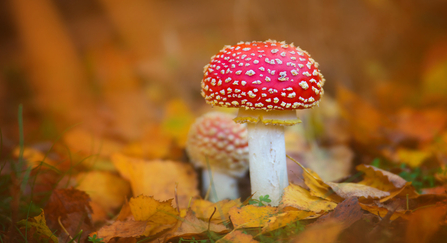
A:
229;205;277;229
17;210;58;243
129;195;179;236
13;147;57;168
170;209;228;239
359;203;409;221
287;156;343;202
130;195;178;223
396;148;431;168
191;199;242;224
280;183;337;213
112;153;199;208
121;123;172;159
261;210;314;234
357;164;406;191
76;171;131;221
326;182;390;200
216;230;259;243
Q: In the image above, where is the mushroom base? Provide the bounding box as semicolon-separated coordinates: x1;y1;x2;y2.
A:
234;109;301;126
247;122;289;206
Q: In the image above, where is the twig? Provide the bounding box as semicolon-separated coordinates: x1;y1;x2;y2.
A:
58;217;76;243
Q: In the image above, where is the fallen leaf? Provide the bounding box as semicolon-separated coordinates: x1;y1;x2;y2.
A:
290;218;344;243
216;230;259;243
357;164;407;191
129;195;179;235
280;183;337;213
260;210;314;234
406;204;447;243
43;188;93;242
76;171;131;222
326;182;390;200
112;153;199;208
165;209;228;242
96;220;147;243
379;182;419;203
288;156;343;202
359;203;408;221
191;199;242;224
396;148;431;168
313;197;363;230
64;127;123;158
229;205;277;229
17;209;58;243
13;146;57;168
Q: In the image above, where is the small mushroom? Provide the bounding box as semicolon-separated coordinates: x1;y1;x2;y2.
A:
186;112;249;202
201;40;325;205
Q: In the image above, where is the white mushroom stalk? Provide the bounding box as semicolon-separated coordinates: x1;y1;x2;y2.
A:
202;169;239;202
235;109;299;206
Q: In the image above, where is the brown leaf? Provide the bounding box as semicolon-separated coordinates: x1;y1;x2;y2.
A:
43;188;93;242
313;197;363;230
357;164;407;191
406;204;447;243
290;218;344;243
359;203;408;221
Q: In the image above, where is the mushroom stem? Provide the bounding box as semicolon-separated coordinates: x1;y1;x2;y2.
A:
202;169;239;202
247;122;289;206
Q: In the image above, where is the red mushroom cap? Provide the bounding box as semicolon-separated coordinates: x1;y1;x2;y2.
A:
186;112;249;177
201;40;325;111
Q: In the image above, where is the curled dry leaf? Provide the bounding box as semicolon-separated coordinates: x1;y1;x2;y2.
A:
112;153;199;208
288;156;343;202
229;205;277;229
326;182;390;200
76;171;131;222
280;183;337;213
357;164;407;190
359;203;408;221
191;199;242;224
96;220;147;243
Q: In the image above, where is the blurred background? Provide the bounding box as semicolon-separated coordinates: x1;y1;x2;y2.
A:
1;0;447;193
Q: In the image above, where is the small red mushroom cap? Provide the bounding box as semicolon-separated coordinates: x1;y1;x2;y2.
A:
201;40;325;111
186;112;249;177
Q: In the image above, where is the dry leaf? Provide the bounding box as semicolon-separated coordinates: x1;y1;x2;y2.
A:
288;157;343;202
216;230;259;243
357;164;407;191
359;203;408;221
260;210;314;234
64;128;123;159
13;147;57;168
17;210;58;243
396;148;431;168
112;153;199;208
406;204;447;243
121;123;172;159
166;209;228;241
162;99;196;147
191;199;242;224
96;220;147;243
313;197;363;230
229;205;277;229
280;183;337;213
76;171;131;221
129;195;179;236
290;218;344;243
326;182;390;200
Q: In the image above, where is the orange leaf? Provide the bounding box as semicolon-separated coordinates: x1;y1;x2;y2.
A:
229;205;277;229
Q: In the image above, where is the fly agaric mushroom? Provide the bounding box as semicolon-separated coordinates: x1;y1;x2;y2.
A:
186;112;249;202
201;40;325;206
